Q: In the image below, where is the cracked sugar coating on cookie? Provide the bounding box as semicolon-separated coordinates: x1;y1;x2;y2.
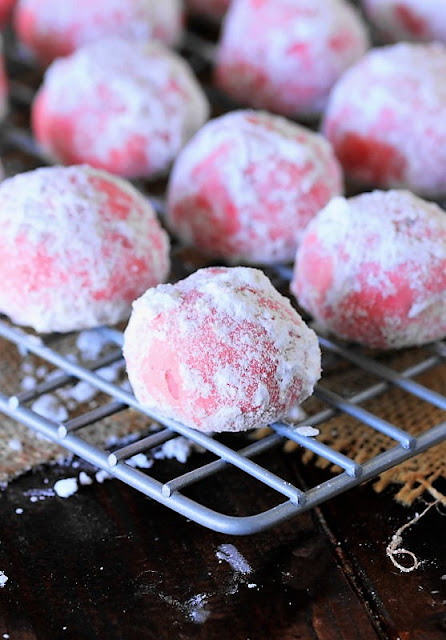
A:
185;0;230;21
362;0;446;44
14;0;184;66
215;0;369;118
291;190;446;350
32;38;210;179
0;165;170;333
323;43;446;197
124;267;321;433
167;110;343;264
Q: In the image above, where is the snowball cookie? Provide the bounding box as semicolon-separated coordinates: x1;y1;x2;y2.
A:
186;0;230;21
0;0;15;28
32;38;210;180
215;0;369;119
362;0;446;44
167;110;343;264
14;0;184;67
124;267;321;433
323;43;446;198
0;165;170;333
291;191;446;350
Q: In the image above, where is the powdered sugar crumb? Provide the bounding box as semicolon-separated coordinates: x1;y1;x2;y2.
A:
31;394;68;423
21;375;36;390
216;544;252;575
294;426;320;437
8;438;23;451
54;477;78;498
153;437;203;464
0;572;8;588
15;508;23;514
185;594;211;624
127;453;153;469
76;329;115;361
285;405;307;423
79;471;93;486
95;469;112;483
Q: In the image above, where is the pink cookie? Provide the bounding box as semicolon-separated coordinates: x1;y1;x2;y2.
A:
32;38;209;179
14;0;183;66
124;267;321;433
0;0;15;27
291;190;446;350
186;0;230;21
215;0;369;118
167;110;343;264
362;0;446;44
0;165;170;333
323;43;446;198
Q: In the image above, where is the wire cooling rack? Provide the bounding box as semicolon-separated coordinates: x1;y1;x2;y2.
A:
0;26;445;535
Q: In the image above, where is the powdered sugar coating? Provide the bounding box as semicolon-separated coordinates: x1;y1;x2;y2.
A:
0;165;170;333
292;190;446;349
186;0;230;21
0;0;15;27
362;0;446;44
124;267;321;433
14;0;184;66
323;43;446;197
32;38;210;180
215;0;369;118
167;110;343;264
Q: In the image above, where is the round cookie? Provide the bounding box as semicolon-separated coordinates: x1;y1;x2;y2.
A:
0;165;170;333
322;43;446;197
291;190;446;350
0;0;15;27
185;0;230;21
32;38;210;179
14;0;184;66
362;0;446;44
124;266;321;433
215;0;369;119
167;110;343;265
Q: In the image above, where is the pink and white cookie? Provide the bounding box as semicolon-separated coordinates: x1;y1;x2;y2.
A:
0;165;170;333
292;190;446;350
124;266;321;432
167;110;343;264
215;0;369;119
32;38;210;179
362;0;446;44
323;43;446;197
14;0;184;66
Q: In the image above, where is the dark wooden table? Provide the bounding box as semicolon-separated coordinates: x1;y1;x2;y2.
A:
1;449;445;640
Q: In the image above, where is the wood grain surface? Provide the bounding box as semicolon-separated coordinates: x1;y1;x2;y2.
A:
1;452;444;640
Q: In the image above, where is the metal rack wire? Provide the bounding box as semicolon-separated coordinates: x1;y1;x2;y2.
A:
0;26;445;534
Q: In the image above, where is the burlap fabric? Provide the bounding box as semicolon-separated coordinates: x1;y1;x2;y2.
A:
1;328;444;504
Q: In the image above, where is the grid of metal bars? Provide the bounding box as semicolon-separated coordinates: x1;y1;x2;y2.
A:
0;25;445;534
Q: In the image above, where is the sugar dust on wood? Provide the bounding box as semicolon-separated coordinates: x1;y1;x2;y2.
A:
216;544;252;575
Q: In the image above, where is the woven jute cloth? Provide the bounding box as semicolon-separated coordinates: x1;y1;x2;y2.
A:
289;347;446;506
0;332;153;484
1;330;445;505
